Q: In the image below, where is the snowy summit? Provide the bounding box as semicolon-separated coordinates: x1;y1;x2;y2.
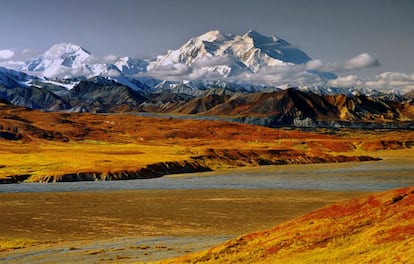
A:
148;30;312;76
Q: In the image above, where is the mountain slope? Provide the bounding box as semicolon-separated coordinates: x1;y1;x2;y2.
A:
114;56;149;75
0;67;38;88
0;68;412;127
141;88;414;127
164;186;414;263
69;79;148;112
0;85;70;111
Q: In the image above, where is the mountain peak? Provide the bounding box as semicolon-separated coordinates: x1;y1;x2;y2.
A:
148;30;314;77
44;43;91;59
196;30;226;42
244;30;278;42
239;30;311;65
48;42;89;52
18;42;94;78
243;30;280;44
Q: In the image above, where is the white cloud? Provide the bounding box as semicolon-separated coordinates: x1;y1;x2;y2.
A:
186;67;227;80
145;60;414;92
232;64;326;88
327;75;364;87
18;49;39;59
365;72;414;91
145;63;192;80
213;53;381;88
192;55;234;68
43;66;93;79
305;59;323;70
103;54;120;64
0;49;41;70
104;69;122;77
0;48;39;63
344;53;380;70
307;53;380;73
0;50;15;60
85;54;120;65
145;57;329;88
2;45;411;92
328;72;414;93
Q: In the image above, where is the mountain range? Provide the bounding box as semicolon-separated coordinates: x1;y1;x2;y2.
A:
0;30;413;128
1;30;320;80
0;30;408;95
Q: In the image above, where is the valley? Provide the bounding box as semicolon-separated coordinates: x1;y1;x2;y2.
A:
2;98;413;183
0;27;413;263
0;95;413;262
0;189;372;263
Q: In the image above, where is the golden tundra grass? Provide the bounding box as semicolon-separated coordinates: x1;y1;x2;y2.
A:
0;237;43;252
0;112;413;181
0;141;194;180
162;187;414;264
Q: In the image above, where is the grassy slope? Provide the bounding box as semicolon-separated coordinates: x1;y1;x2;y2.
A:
163;186;414;264
0;237;45;252
0;103;413;181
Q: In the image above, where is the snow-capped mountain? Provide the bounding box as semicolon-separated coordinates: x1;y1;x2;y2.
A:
4;43;149;84
20;43;93;78
148;30;312;76
0;29;407;98
0;30;330;87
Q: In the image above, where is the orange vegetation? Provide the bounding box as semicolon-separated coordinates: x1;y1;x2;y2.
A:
162;186;414;264
0;101;413;182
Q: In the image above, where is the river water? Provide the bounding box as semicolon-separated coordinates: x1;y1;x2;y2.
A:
1;158;413;193
1;157;413;263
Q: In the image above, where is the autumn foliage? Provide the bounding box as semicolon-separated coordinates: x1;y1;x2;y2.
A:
3;101;412;182
163;187;414;263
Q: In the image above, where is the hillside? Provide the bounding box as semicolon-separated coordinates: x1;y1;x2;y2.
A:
2;99;413;183
143;88;414;127
2;75;413;128
163;186;414;263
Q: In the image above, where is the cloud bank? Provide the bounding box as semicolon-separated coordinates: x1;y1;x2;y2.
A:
0;49;39;61
0;49;40;69
143;52;414;92
329;72;414;92
0;50;15;60
144;53;388;90
304;53;380;73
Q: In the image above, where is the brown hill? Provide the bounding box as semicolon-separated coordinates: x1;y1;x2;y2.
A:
163;186;414;263
2;78;413;127
141;88;414;127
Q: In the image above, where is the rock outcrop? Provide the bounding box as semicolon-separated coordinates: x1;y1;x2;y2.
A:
28;160;211;183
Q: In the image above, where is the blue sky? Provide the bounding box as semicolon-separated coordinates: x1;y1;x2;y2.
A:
0;0;413;90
